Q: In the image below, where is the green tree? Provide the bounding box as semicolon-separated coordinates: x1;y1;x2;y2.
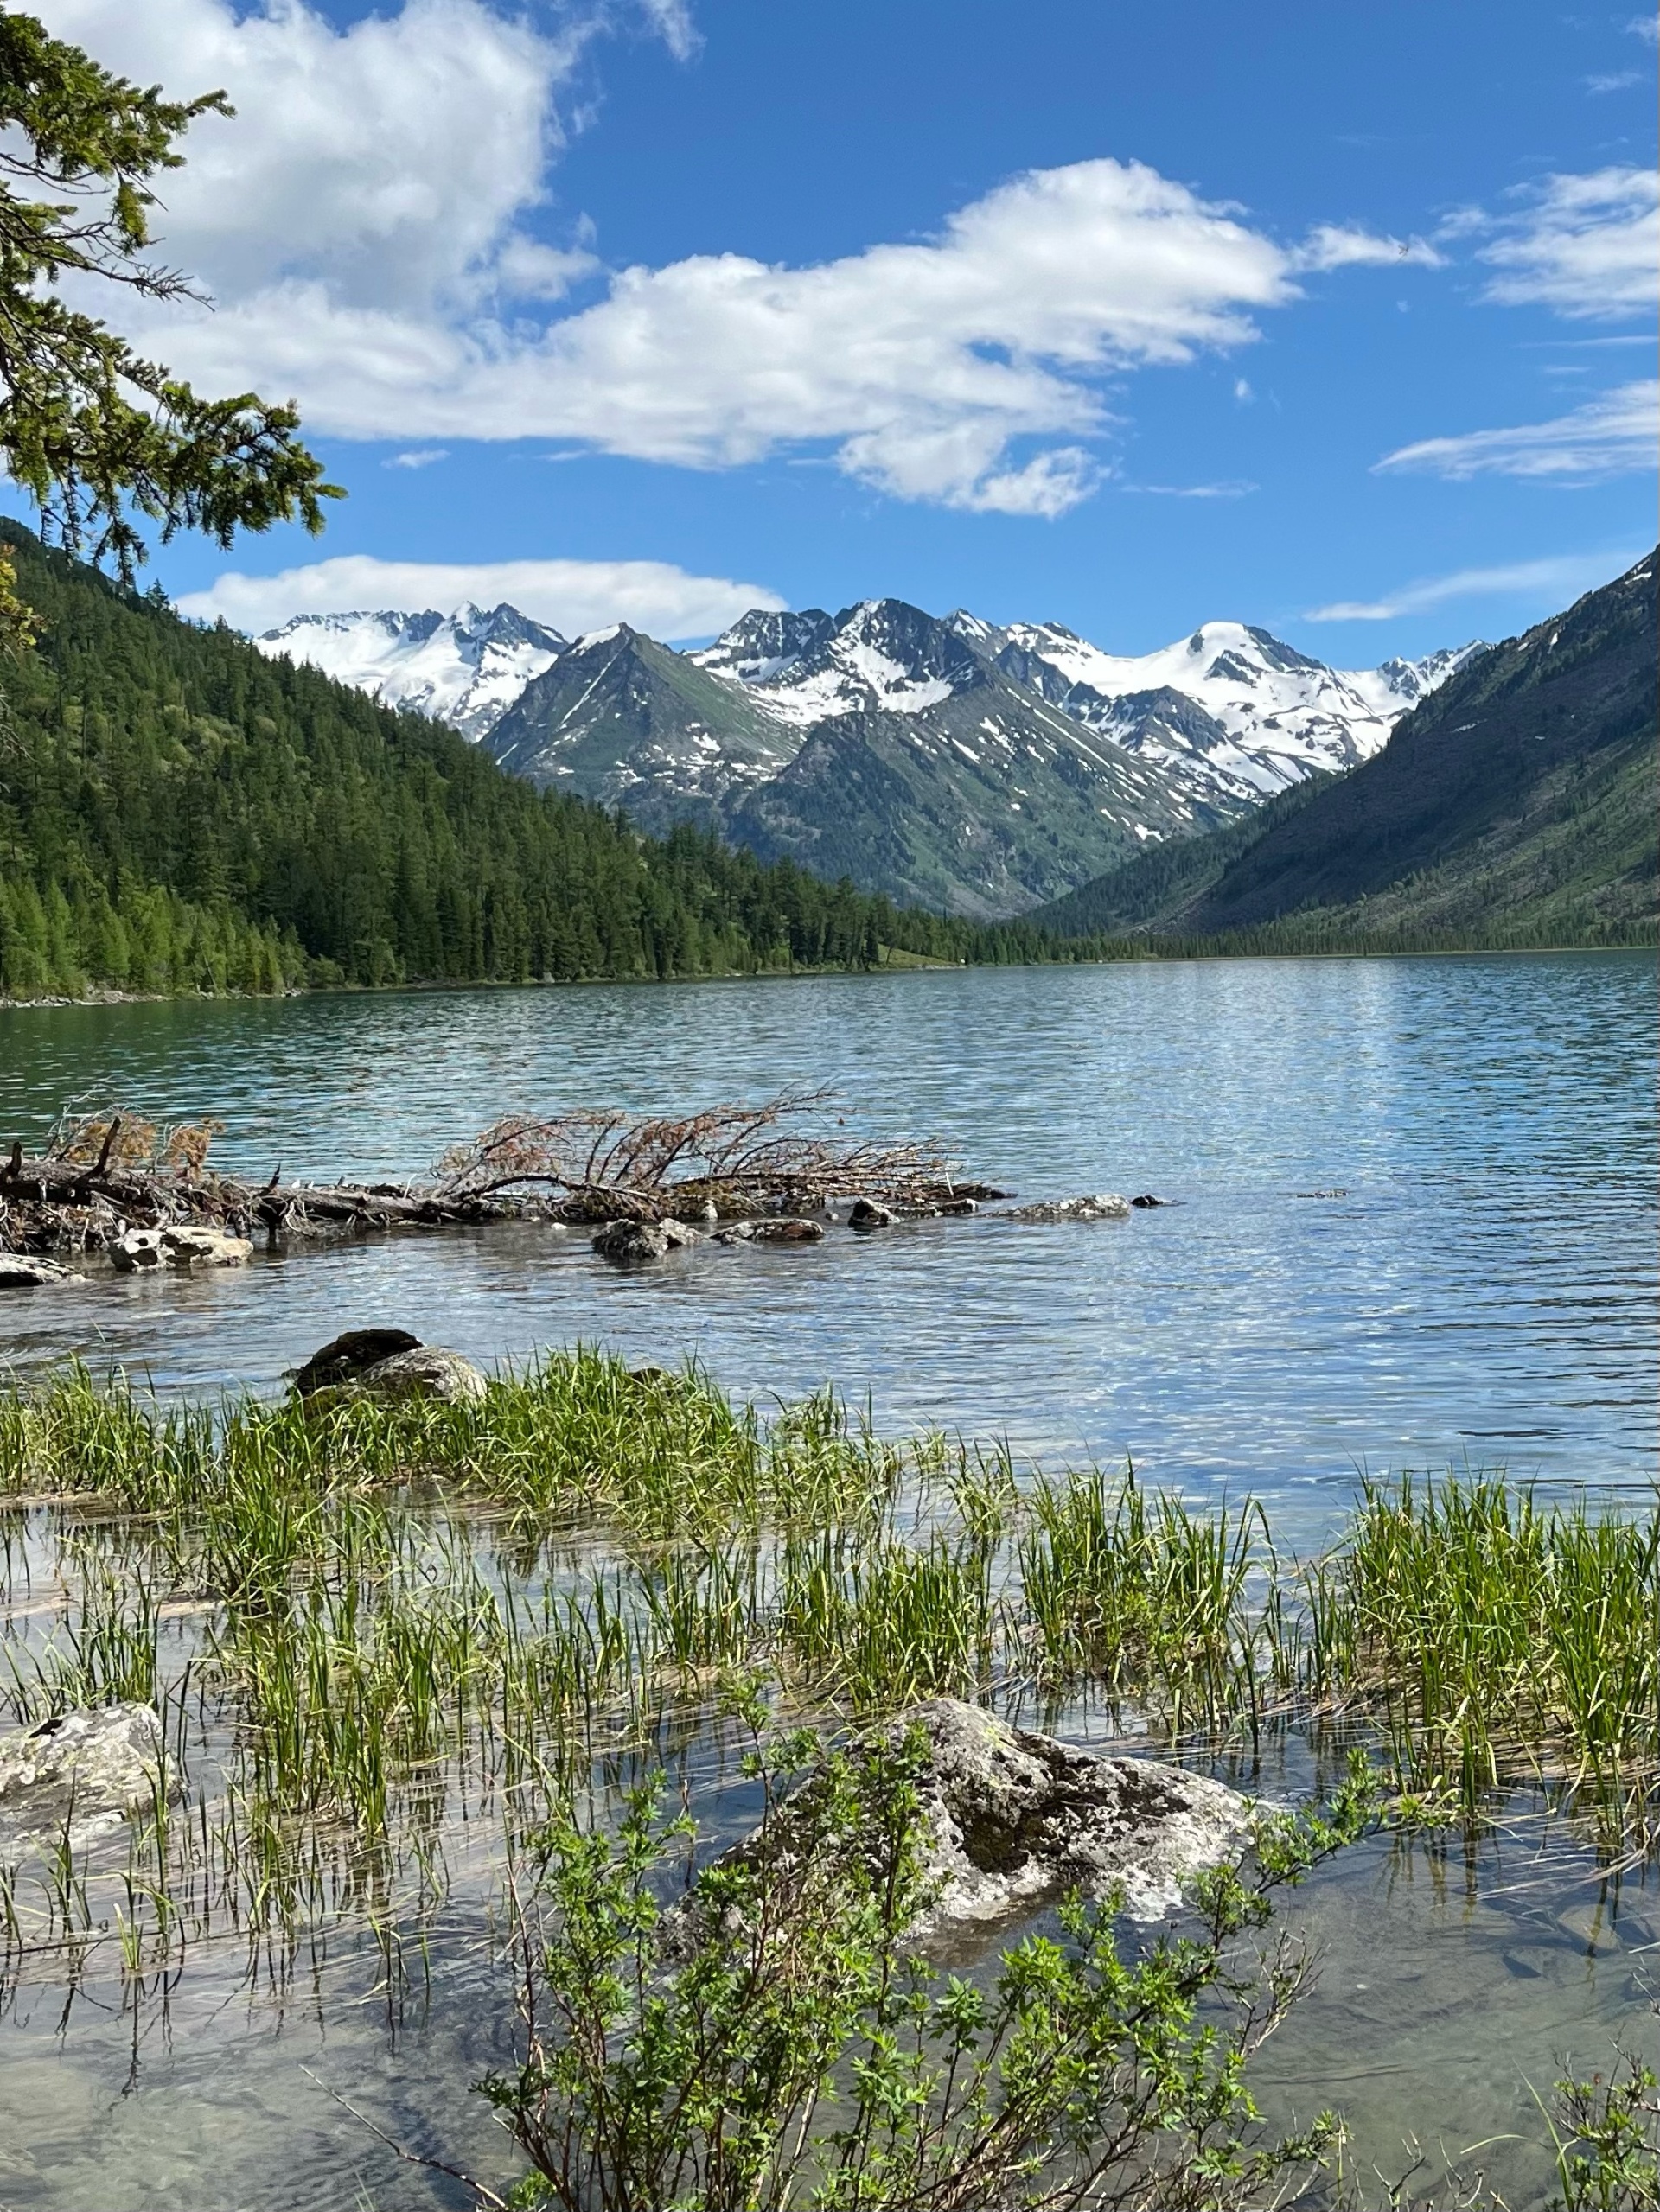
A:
0;8;339;643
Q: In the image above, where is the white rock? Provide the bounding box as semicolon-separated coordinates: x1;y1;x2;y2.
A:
1002;1194;1133;1224
0;1253;81;1289
0;1704;173;1852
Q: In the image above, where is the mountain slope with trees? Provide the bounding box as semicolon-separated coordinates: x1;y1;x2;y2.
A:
0;530;1090;998
1033;554;1657;952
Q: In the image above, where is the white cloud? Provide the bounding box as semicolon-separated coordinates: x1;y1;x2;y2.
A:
1127;479;1258;498
1292;225;1442;271
1626;13;1659;42
385;449;448;469
29;3;1452;515
1306;549;1640;622
140;153;1309;513
1465;167;1659;319
176;554;785;640
1376;379;1657;481
35;0;586;313
1585;68;1645;91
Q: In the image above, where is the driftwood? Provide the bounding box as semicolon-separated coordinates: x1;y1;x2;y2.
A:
1;1093;1000;1259
431;1087;973;1221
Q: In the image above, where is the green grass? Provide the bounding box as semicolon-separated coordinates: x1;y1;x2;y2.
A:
0;1361;1654;2003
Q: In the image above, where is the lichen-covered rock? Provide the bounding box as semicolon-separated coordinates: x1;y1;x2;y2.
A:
713;1700;1248;1955
0;1253;81;1290
592;1218;670;1263
290;1328;423;1396
0;1704;174;1852
1002;1194;1133;1224
715;1217;825;1246
352;1346;488;1404
878;1700;1248;1932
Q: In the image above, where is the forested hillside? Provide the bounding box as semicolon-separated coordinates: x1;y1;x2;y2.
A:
1034;553;1657;953
0;531;1089;998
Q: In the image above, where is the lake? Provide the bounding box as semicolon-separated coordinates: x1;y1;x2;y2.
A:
3;952;1656;1529
0;950;1655;2208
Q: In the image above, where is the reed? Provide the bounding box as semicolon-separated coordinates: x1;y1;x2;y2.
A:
0;1357;1655;2016
1304;1474;1660;1801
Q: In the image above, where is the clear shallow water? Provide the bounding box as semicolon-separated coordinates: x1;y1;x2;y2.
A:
1;953;1655;1535
0;953;1657;2209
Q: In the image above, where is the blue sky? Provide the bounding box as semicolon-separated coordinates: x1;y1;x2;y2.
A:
28;0;1660;661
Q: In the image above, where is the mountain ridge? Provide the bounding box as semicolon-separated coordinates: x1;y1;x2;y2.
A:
1031;552;1657;950
257;592;1472;918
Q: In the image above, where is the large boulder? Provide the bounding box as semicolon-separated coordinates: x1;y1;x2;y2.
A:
847;1199;897;1231
879;1701;1248;1933
109;1228;165;1272
290;1328;423;1396
0;1704;174;1852
0;1253;81;1290
160;1225;253;1266
349;1346;488;1405
716;1701;1248;1954
1002;1194;1133;1224
592;1216;702;1265
110;1225;254;1272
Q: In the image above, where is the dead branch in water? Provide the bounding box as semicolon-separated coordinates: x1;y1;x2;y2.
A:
3;1090;983;1256
432;1088;960;1217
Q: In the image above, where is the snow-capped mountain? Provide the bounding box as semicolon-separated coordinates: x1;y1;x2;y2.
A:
249;590;1483;917
254;603;568;743
690;599;988;723
943;615;1484;809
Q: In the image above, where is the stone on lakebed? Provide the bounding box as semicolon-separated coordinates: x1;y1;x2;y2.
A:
0;1703;175;1852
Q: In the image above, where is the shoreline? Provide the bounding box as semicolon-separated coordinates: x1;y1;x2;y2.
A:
3;933;1654;1013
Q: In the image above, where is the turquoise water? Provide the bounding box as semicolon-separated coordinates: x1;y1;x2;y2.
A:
2;953;1655;1527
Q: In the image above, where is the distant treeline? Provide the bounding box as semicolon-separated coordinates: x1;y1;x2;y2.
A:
0;530;1136;1000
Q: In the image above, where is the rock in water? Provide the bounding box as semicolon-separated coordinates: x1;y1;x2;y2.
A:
884;1701;1247;1931
1003;1194;1133;1224
714;1700;1248;1952
0;1704;173;1852
715;1217;825;1245
291;1328;423;1395
592;1218;671;1264
847;1199;897;1230
592;1216;703;1263
110;1228;166;1271
0;1253;81;1290
352;1346;488;1404
160;1226;253;1266
111;1226;254;1272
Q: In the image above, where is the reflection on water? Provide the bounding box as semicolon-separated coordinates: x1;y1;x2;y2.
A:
1;954;1655;1539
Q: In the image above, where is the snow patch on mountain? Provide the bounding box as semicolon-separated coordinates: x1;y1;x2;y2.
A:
691;598;987;724
945;615;1484;806
255;603;569;742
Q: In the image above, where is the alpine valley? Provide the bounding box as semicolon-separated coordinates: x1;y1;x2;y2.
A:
258;597;1479;918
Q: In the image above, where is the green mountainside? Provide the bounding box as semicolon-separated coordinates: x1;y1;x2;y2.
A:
485;602;1235;916
0;530;1085;999
1033;553;1657;952
487;624;796;820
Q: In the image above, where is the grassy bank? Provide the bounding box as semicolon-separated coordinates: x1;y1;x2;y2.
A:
3;1357;1654;1828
